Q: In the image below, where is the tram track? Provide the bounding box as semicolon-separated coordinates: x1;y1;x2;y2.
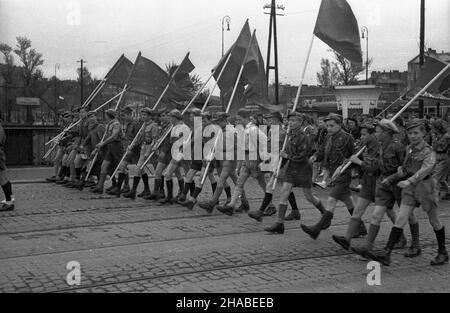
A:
49;241;444;293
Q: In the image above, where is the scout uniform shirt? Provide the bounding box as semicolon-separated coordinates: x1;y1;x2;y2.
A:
401;140;438;211
282;124;314;188
315;128;355;174
123;119;142;148
403;141;436;184
105;118;123;143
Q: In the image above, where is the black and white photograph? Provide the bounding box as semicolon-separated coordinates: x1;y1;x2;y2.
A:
0;0;449;298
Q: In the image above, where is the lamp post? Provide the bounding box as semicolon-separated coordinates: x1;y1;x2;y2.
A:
361;26;369;84
221;16;231;57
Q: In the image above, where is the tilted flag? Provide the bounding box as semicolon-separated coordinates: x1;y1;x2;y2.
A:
213;20;252;93
128;53;195;101
313;0;363;67
242;34;268;104
104;54;134;88
167;53;196;100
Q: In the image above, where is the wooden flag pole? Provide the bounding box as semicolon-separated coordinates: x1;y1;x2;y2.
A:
46;55;126;146
375;91;409;118
152;52;190;111
332;62;450;181
85;130;107;179
83;54;126;107
139;54;232;171
180;53;235;159
45;90;125;146
86;82;132;178
271;34;315;189
113;52;141;111
46;55;127;146
200;32;256;185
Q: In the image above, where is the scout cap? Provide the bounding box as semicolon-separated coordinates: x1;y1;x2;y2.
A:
202;111;212;119
188;107;202;116
377;119;399;134
140;107;153;115
324;113;343;124
105;109;117;119
405;118;424;131
168;109;182;119
212;112;228;122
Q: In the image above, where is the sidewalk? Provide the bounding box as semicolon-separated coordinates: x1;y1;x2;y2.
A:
8;167;53;184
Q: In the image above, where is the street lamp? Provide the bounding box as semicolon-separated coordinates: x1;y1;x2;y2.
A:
222;16;231;57
361;26;369;84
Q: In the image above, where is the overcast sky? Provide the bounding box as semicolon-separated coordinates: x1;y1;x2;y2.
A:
1;0;449;89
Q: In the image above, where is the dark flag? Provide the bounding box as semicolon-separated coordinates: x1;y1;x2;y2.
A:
313;0;363;67
128;53;195;101
242;34;268;104
213;20;252;93
105;55;134;88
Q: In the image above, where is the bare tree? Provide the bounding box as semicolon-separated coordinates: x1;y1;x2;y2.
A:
332;51;372;86
317;51;372;86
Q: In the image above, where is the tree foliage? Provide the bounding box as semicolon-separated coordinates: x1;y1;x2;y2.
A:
13;36;44;93
0;43;15;83
316;51;372;86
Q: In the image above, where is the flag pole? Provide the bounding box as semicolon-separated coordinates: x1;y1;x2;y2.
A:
201;31;256;186
272;34;315;189
332;62;450;181
45;55;127;146
111;52;192;179
139;54;232;171
86;82;132;178
114;52;141;111
375;91;408;118
45;89;126;147
152;52;190;111
83;54;127;108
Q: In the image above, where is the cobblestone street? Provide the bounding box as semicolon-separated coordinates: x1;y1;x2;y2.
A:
1;179;449;293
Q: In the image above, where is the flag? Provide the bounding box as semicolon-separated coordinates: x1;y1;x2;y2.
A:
128;53;195;101
242;34;268;104
105;55;134;88
213;20;252;92
167;53;196;100
313;0;362;67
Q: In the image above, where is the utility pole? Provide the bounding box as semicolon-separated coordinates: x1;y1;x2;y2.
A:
264;0;284;106
418;0;425;118
54;63;60;124
77;59;86;107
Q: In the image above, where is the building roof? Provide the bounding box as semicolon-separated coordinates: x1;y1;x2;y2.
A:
408;48;450;65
